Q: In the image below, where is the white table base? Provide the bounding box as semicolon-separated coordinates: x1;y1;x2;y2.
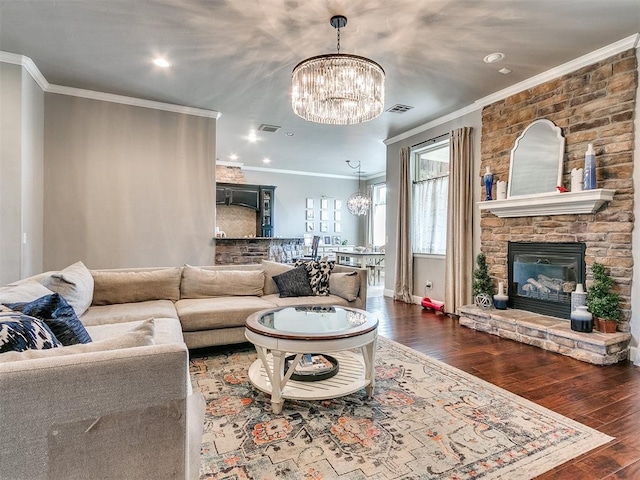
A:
248;349;375;414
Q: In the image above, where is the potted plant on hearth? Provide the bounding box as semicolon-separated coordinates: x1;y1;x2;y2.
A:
587;262;620;333
472;253;495;309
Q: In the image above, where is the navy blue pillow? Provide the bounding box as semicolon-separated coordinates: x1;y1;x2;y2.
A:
6;293;92;345
0;314;62;353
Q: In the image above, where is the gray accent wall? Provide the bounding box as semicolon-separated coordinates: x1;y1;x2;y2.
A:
0;63;44;284
385;109;482;302
44;94;216;270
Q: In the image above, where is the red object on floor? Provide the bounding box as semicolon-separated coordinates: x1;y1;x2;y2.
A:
421;297;445;313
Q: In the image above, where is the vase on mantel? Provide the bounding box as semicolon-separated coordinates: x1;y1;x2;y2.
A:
483;166;494;201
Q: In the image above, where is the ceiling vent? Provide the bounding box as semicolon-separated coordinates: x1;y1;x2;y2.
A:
257;124;281;133
386;104;414;114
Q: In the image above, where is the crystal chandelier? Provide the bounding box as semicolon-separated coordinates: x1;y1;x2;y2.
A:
291;15;385;125
346;160;370;216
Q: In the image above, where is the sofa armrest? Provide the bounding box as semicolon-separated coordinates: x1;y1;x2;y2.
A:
0;343;190;480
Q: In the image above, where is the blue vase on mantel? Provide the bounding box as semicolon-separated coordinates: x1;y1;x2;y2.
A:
483;166;494;201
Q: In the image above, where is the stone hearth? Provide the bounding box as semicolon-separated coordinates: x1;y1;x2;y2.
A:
458;305;631;365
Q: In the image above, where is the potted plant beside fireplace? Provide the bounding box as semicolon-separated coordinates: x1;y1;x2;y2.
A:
587;262;620;333
472;253;495;309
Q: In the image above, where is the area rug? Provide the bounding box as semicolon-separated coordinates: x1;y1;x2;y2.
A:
190;336;612;479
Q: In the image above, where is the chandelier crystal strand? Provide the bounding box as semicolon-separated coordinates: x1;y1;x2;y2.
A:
291;16;385;125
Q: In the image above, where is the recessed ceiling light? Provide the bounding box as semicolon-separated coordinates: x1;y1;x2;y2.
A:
263;158;271;164
499;68;512;75
285;132;294;137
153;58;171;68
483;52;505;64
229;154;238;161
247;131;258;142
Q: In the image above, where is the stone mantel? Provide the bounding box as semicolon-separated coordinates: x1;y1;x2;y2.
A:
477;189;615;218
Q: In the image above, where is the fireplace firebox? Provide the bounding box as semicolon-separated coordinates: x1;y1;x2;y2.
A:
508;242;586;319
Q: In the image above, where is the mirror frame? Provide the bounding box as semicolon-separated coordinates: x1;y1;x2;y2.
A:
507;119;565;198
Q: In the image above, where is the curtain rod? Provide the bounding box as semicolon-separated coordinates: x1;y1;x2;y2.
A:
411;132;449;149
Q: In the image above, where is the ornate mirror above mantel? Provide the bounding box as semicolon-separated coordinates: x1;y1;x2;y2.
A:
508;119;565;198
477;118;615;217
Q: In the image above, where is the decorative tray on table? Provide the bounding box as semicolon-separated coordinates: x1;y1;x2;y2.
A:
285;354;339;382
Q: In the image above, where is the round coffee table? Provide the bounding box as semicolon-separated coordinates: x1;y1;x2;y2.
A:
245;305;378;413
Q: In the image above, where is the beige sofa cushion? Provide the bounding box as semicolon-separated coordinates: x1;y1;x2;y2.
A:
80;300;178;326
92;267;181;305
261;260;293;295
43;261;94;316
0;281;54;304
181;266;264;298
0;319;154;363
176;297;277;331
86;317;183;345
329;271;361;301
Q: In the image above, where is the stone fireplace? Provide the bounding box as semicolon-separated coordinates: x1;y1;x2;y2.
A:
508;242;585;319
457;49;635;365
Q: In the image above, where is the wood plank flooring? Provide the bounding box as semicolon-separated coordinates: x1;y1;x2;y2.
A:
366;295;640;479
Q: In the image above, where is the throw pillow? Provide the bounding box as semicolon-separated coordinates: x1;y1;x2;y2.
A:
0;315;62;353
0;318;154;363
0;280;55;304
272;266;314;298
261;260;294;295
6;293;92;346
181;266;264;298
91;267;182;305
295;260;336;296
43;261;94;316
329;271;361;302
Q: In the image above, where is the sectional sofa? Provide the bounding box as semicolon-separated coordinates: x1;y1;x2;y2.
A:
0;259;367;479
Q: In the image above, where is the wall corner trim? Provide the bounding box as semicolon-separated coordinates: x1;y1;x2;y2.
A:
0;51;49;90
384;33;640;146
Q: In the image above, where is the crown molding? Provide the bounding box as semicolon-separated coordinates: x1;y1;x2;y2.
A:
241;165;380;180
385;33;640;146
46;84;221;119
1;50;221;119
216;161;244;167
0;52;49;90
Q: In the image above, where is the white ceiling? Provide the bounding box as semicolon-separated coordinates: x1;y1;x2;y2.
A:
1;0;638;177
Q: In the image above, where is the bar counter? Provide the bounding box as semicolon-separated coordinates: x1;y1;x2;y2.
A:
214;237;304;264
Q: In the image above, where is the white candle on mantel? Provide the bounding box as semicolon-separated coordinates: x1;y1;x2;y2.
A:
498;282;504;296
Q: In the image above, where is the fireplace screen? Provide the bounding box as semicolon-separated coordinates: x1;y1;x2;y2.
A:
508;242;586;319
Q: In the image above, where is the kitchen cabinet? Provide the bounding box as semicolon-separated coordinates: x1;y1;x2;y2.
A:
216;183;276;237
216;183;260;210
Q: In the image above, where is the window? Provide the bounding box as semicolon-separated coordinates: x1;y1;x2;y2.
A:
371;183;386;247
412;139;449;255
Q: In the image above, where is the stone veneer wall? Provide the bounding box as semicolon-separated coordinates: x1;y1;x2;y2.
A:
216;165;245;183
480;49;637;331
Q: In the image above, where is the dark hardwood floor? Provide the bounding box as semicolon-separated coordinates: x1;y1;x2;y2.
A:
366;295;640;479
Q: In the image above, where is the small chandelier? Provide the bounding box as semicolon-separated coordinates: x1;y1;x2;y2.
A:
346;160;371;216
291;15;385;125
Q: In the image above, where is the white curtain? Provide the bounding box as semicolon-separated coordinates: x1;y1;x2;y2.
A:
412;176;448;255
394;147;413;303
444;127;474;315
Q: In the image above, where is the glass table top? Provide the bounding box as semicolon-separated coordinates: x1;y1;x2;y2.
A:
246;305;378;339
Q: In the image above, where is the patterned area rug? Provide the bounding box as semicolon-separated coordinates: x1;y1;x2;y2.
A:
190;337;612;479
